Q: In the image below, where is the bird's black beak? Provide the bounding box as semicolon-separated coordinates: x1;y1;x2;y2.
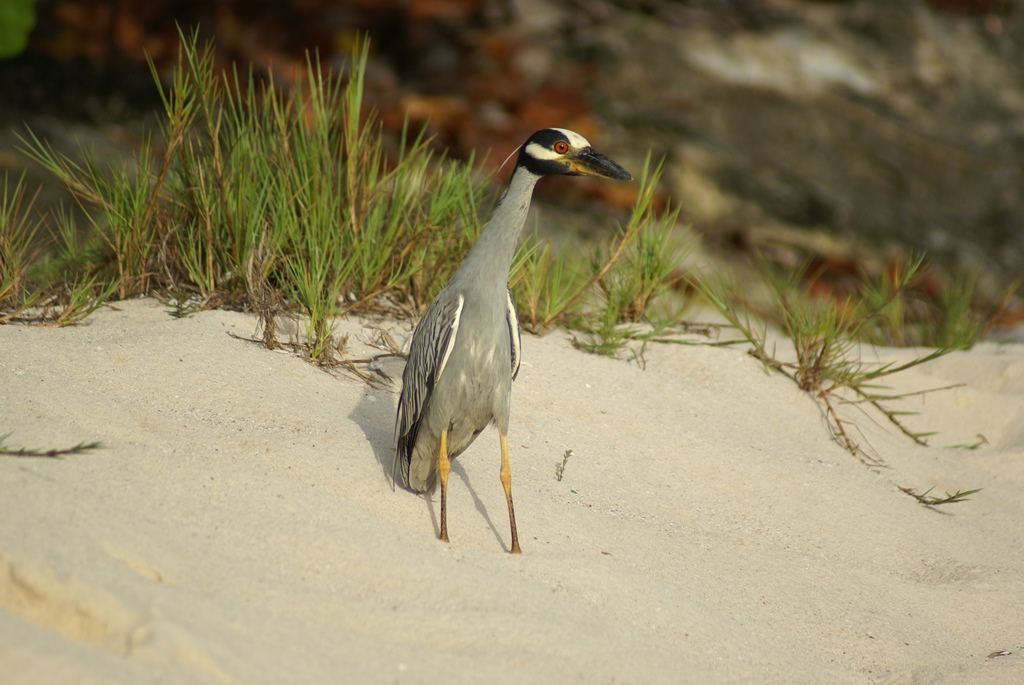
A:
568;147;633;181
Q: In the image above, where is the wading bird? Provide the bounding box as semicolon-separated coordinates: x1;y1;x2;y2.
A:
395;128;632;553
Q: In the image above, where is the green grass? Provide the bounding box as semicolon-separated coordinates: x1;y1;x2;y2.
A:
514;154;692;336
571;156;694;356
0;174;112;324
12;30;491;364
694;253;988;500
695;253;982;465
697;254;999;514
0;174;43;322
509;154;698;361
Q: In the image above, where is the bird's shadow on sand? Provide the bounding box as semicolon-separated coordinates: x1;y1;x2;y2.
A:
347;368;507;550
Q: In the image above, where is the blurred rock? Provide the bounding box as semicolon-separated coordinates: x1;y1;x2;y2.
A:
517;0;1024;276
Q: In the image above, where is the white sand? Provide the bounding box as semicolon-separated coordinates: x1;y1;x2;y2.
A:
1;298;1021;683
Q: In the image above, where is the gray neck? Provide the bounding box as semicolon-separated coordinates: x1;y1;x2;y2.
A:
450;165;542;292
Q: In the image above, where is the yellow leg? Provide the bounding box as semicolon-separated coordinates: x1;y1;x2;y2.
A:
499;432;521;554
438;428;450;543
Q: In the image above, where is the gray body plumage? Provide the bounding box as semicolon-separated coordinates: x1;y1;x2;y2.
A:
396;169;533;491
393;128;631;551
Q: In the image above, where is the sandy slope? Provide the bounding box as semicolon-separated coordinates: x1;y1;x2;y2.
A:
1;298;1021;684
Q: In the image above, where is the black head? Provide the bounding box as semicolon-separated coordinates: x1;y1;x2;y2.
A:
515;128;632;181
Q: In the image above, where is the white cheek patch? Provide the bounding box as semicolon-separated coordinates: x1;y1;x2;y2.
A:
551;128;591;149
524;141;563;161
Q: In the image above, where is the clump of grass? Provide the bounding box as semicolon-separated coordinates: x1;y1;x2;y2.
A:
697;253;973;465
593;174;686;323
513;234;587;335
0;175;110;324
154;36;488;364
20;119;165;301
837;259;987;349
573;157;694;360
0;174;44;322
513;153;695;358
13;29;487;365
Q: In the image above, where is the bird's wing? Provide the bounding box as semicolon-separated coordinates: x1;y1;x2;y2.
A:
394;292;465;487
506;287;522;381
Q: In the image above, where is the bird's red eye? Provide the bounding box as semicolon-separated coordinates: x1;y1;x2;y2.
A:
554;141;569;154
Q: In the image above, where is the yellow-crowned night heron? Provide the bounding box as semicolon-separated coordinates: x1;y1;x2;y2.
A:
395;128;632;553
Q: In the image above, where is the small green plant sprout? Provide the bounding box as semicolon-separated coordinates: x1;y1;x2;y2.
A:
947;434;988;450
898;485;982;506
555;449;573;482
0;433;102;458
